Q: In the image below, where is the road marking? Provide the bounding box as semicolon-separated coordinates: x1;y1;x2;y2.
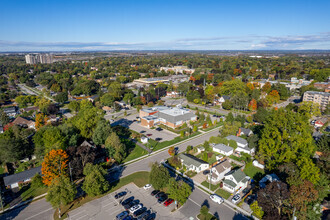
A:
70;210;87;218
25;207;53;220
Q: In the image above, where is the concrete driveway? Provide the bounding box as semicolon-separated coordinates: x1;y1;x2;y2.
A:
111;113;178;142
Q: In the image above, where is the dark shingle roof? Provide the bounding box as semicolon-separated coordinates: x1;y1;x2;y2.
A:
3;166;42;186
240;128;253;136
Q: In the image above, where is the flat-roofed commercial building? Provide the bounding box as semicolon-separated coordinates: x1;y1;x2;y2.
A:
140;106;197;129
303;91;330;110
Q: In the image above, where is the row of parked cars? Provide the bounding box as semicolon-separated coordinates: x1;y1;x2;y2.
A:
115;191;156;220
150;189;174;207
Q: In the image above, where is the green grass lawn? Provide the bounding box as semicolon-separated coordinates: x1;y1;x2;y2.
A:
215;188;231;199
149;131;201;151
123;144;148;162
20;185;48;201
55;171;149;220
0;166;5;174
201;181;219;191
197;213;217;220
243;162;265;182
229;155;245;162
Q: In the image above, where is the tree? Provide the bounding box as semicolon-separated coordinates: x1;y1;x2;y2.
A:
168;146;175;156
100;93;115;106
41;149;69;186
105;132;126;163
219;79;246;96
108;81;122;99
289;180;318;219
167;178;192;205
262;82;272;93
35;113;48;130
35;97;51;114
92;120;112;146
228;140;237;149
193;125;198;132
219;121;240;137
225;112;234;124
298;101;321;118
66;145;96;180
248;98;257;111
46;175;77;218
253;108;270;123
54;92;68;103
180;130;185;138
316;135;329;152
149;162;170;190
222;100;233;110
68;100;80;113
82;163;109;197
31;173;45;188
257;181;290;219
0;109;10;125
266;90;280;104
250;201;264;219
257;109;319;183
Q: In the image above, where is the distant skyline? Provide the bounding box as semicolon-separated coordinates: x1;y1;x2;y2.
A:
1;0;330;51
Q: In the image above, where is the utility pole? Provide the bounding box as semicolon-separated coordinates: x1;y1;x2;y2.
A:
0;187;4;212
69;162;73;183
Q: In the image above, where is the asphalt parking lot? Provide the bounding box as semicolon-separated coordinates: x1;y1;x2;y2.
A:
111;113;178;142
68;183;187;220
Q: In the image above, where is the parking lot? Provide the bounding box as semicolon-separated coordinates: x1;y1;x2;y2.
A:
68;183;186;220
111;113;178;142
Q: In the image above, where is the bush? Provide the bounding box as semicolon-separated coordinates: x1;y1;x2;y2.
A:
200;205;209;216
31;173;45;188
168;156;182;169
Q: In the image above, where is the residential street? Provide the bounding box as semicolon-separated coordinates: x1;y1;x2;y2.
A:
0;129;244;220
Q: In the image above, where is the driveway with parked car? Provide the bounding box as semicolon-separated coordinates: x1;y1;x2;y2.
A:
68;183;186;220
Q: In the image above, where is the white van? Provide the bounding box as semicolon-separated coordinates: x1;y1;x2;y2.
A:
210;194;224;204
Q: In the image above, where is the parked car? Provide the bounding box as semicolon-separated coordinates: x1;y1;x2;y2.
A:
122;216;133;220
121;196;134;206
156;127;163;131
147;134;152;137
137;210;151;220
163;198;174;207
124;200;139;210
151;190;159;196
210;194;224;204
116;211;129;220
203;170;210;175
155;192;165;199
129;204;143;213
231;194;241;204
158;194;168;203
133;207;147;217
115;191;127;199
143;184;152;190
145;213;156;220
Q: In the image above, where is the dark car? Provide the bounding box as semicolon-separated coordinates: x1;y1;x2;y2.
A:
156;127;163;131
121;196;134;206
122;216;133;220
203;170;210;175
116;211;129;220
115;191;127;199
155;192;165;199
124;200;139;210
158;194;168;203
146;134;152;137
151;190;160;196
145;213;156;220
137;210;151;220
133;207;147;217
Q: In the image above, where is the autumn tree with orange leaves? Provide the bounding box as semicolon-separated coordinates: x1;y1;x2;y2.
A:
168;146;175;156
248;99;258;111
266;90;280;104
35;113;48;130
42;149;69;186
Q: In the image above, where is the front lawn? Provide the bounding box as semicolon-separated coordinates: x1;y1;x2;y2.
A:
123;144;148;162
20;184;48;201
198;213;217;220
215;188;231;199
201;181;219;191
243;162;265;182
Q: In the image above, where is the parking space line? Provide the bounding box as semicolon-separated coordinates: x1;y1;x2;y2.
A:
69;209;87;218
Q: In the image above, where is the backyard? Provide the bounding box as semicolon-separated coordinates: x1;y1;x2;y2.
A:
243;162;265;182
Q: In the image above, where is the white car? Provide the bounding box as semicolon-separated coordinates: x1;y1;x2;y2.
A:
129;204;142;213
210;194;224;204
143;184;152;190
231;194;241;204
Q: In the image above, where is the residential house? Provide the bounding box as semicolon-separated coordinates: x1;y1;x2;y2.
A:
140;106;197;129
3;107;17;117
225;135;254;155
166;91;179;98
212;144;234;156
237;128;253;137
20;106;39;113
87;95;99;103
259;174;280;188
12;116;35;129
47;115;60;123
178;154;209;173
208;160;231;183
3;166;42;189
315;118;328;128
223;169;250;193
214;95;230;106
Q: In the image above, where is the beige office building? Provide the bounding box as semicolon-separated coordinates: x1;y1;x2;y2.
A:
303;91;330;110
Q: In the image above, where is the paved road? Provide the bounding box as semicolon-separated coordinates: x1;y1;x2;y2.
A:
273;96;301;108
1;129;240;220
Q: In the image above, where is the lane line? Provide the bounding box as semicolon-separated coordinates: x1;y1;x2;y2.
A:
25;207;53;220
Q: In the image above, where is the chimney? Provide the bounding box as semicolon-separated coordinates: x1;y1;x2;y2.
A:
237;128;241;137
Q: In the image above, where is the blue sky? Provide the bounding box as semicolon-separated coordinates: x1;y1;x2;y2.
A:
1;0;330;51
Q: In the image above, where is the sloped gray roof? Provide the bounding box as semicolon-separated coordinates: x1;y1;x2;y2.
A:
3;166;42;186
213;144;233;153
240;128;253;136
214;160;231;174
179;153;208;167
226;135;248;145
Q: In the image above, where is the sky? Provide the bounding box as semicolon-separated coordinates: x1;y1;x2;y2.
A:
1;0;330;51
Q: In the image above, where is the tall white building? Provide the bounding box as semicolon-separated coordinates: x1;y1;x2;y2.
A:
25;54;53;64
